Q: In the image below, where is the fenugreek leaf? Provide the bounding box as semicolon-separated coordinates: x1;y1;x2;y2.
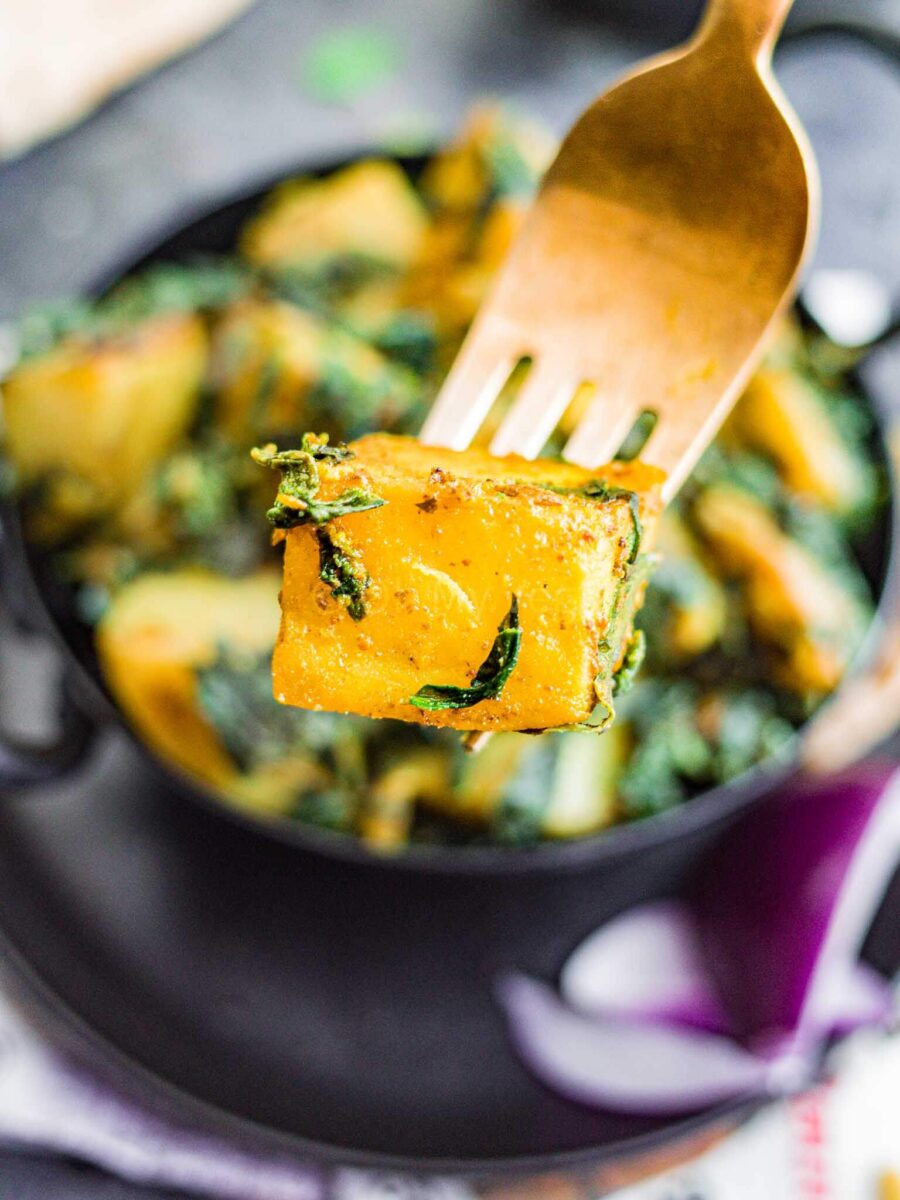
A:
251;436;385;530
409;596;522;711
316;527;370;621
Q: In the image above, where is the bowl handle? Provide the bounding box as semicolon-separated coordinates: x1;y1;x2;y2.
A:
0;519;98;788
0;665;97;787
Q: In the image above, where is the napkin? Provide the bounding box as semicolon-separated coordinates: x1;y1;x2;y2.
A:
0;979;899;1199
0;0;257;159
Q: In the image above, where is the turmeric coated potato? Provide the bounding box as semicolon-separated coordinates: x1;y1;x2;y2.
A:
728;364;872;516
1;314;206;532
270;434;664;732
692;485;868;693
240;160;428;271
97;569;287;802
211;298;422;444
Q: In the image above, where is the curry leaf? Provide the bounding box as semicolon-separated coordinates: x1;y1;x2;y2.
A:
409;596;522;711
316;527;370;621
252;436;385;530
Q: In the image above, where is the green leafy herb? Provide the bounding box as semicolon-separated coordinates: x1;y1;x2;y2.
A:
317;527;370;620
268;254;397;313
492;748;556;844
304;356;423;442
371;311;437;375
615;682;793;820
15;258;253;362
612;629;646;697
153;445;238;539
15;297;96;360
101;259;253;325
409;596;522;711
251;436;385;529
196;647;316;772
252;436;383;620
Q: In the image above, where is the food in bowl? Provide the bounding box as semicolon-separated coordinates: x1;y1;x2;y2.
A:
0;106;882;849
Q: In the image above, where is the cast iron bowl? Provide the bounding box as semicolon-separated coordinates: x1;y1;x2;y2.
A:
1;155;900;1174
1;154;899;880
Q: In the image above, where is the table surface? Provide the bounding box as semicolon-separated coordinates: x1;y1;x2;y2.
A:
1;0;900;1194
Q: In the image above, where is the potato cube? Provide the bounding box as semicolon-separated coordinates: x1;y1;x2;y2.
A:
728;365;871;515
211;299;422;444
240;160;428;271
692;484;868;692
2;313;206;531
268;434;664;732
97;568;282;791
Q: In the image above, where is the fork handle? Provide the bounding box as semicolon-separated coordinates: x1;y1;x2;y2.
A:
700;0;794;59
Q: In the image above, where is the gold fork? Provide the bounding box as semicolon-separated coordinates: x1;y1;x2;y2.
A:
420;0;818;501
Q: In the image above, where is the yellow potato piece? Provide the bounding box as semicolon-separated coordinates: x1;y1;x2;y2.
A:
97;568;282;794
2;314;206;529
693;485;864;692
211;298;418;443
729;365;865;513
273;434;664;732
240;160;428;270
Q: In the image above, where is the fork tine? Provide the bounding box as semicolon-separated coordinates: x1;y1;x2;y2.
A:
644;382;744;502
489;358;577;459
562;391;644;469
419;334;520;452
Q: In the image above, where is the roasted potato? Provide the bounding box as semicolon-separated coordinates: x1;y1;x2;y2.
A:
728;364;873;517
241;160;428;271
693;485;867;693
97;568;290;803
2;314;206;532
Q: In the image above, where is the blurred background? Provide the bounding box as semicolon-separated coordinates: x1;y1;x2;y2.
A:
2;0;900;320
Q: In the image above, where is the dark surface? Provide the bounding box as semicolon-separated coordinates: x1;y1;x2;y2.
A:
1;0;900;1194
0;1153;185;1200
0;737;733;1169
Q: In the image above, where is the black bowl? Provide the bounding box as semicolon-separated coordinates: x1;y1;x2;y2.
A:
0;155;897;878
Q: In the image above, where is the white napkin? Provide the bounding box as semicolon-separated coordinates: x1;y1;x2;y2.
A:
0;0;257;158
612;1025;900;1200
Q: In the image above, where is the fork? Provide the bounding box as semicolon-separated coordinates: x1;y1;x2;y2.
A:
420;0;818;502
